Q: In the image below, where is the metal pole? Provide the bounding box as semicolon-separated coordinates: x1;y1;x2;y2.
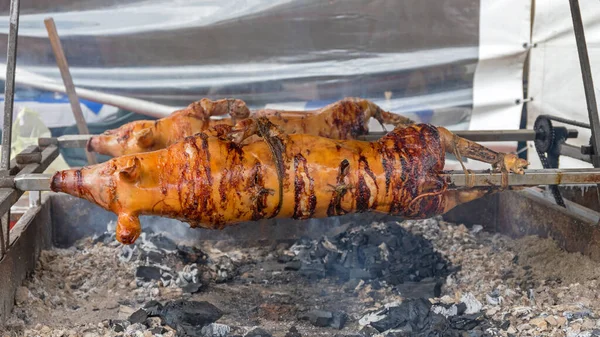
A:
0;0;20;256
15;168;600;191
359;129;578;143
569;0;600;167
2;0;20;171
44;17;97;165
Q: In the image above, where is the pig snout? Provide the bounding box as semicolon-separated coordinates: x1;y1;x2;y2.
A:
51;169;81;195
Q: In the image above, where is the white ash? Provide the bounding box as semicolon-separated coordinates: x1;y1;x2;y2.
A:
5;217;600;337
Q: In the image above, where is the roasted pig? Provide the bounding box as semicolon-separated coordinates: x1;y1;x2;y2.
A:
87;97;414;157
52;118;527;244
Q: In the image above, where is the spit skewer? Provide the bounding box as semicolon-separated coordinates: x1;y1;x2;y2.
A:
39;128;579;149
13;169;600;192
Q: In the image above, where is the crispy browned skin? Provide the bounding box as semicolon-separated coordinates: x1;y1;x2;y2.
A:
87;97;414;157
52;119;527;245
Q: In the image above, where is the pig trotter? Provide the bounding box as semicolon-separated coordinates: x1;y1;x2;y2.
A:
442;187;497;213
116;213;141;245
437;127;529;174
196;98;251;121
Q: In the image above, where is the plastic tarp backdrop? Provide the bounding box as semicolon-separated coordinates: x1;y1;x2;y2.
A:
529;0;600;169
0;0;530;169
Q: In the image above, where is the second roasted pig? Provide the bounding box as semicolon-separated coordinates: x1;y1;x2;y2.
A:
87;97;414;157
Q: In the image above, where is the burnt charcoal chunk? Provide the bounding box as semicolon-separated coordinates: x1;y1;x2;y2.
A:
141;250;165;264
92;232;111;244
300;310;333;327
151;234;177;251
429;313;449;331
330;311;348;330
182;282;204;294
128;309;148;324
455;303;467;316
370;299;431;333
500;320;510;330
360;325;380;336
244;327;273;337
278;254;294;263
135;266;162;281
449;313;483;330
284;261;302;271
349;268;373;280
150;327;167;334
109;320;127;333
287;222;451;286
382;324;413;337
177;245;208;264
143;300;164;316
284;326;302;337
160;300;222;329
299;263;326;279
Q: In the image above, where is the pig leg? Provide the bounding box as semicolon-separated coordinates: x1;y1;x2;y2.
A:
441;187;497;213
116;213;142;245
193;98;251;121
437;127;528;175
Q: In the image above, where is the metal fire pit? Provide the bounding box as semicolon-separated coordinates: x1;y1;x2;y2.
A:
3;185;600;324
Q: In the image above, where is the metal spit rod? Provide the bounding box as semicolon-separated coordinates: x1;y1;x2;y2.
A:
40;128;580;149
13;169;600;191
359;129;578;142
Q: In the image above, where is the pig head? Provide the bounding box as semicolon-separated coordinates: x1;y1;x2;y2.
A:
86;98;250;157
51;152;163;244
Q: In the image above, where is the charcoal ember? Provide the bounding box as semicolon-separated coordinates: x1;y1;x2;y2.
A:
150;234;177;251
299;309;333;327
143;300;164;316
349;268;374;280
128;308;148;324
213;256;237;283
286;222;451;285
284;326;302;337
364;299;431;332
299;263;326;279
359;325;380;336
160;300;222;329
330;311;348;329
278;254;294;263
177;245;208;264
150;326;167;334
428;313;449;331
109;319;129;332
395;279;443;299
135;266;162;281
201;323;231;337
284;261;302;271
92;232;111;244
182;282;205;294
140;250;165;264
449;313;483;330
244;327;273;337
380;324;413;337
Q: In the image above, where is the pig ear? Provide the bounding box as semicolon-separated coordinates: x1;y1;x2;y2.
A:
135;128;154;149
119;157;141;182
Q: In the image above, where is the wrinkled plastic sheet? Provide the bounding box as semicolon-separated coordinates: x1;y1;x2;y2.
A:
1;0;480;130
